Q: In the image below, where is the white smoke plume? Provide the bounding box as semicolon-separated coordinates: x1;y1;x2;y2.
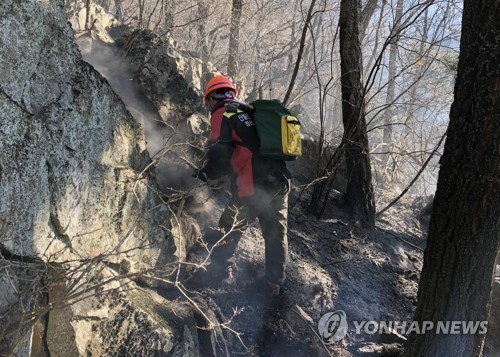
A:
75;35;224;232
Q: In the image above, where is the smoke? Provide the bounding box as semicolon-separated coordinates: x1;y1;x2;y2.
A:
76;36;199;191
75;35;225;233
76;36;162;150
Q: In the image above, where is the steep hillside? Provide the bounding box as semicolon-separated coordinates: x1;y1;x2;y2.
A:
75;20;499;355
67;3;500;357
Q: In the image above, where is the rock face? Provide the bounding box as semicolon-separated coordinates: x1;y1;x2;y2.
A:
73;33;208;262
65;0;118;43
120;29;211;193
42;265;198;357
122;29;207;121
0;0;169;267
0;0;197;355
114;28;217;259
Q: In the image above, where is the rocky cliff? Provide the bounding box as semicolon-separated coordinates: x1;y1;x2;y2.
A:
0;1;196;355
0;0;168;272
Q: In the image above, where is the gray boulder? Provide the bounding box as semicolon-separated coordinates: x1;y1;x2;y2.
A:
0;0;199;355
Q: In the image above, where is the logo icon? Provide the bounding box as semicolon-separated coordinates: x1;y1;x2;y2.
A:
318;310;348;344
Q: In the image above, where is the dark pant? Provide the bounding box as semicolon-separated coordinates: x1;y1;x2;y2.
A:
206;177;290;284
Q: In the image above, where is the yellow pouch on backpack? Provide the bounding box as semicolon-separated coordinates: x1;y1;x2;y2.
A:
281;115;302;157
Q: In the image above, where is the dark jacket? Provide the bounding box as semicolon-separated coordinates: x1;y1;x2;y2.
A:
202;99;288;197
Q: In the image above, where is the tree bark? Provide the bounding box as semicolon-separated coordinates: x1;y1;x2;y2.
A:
364;0;386;74
339;0;376;225
163;0;175;33
197;1;211;87
227;0;243;79
283;0;317;106
404;0;500;355
138;0;144;28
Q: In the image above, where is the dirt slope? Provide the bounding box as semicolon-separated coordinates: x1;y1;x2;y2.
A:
179;185;426;356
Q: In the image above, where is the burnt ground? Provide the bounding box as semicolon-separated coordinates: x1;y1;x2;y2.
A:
175;183;428;357
177;181;500;357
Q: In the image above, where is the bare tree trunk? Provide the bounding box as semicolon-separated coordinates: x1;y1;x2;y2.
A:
287;1;300;70
283;0;317;105
364;0;386;73
84;0;91;32
403;7;428;135
197;1;211;88
359;0;378;41
138;0;145;28
248;46;262;101
382;0;403;152
163;0;175;33
339;0;375;225
197;1;209;62
404;0;500;355
114;0;123;22
227;0;243;79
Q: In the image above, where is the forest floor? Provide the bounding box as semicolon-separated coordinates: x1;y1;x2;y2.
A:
177;183;428;357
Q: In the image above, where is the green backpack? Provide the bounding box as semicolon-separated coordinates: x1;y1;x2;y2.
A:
251;99;302;161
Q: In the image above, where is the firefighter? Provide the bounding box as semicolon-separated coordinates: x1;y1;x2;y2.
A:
194;75;290;297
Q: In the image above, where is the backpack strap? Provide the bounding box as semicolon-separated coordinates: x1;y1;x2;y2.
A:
223;109;246;147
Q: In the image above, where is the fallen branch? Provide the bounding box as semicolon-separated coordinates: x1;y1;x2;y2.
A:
285;307;334;357
374;225;425;252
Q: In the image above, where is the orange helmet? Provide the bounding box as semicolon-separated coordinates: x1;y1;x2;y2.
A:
204;75;238;103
